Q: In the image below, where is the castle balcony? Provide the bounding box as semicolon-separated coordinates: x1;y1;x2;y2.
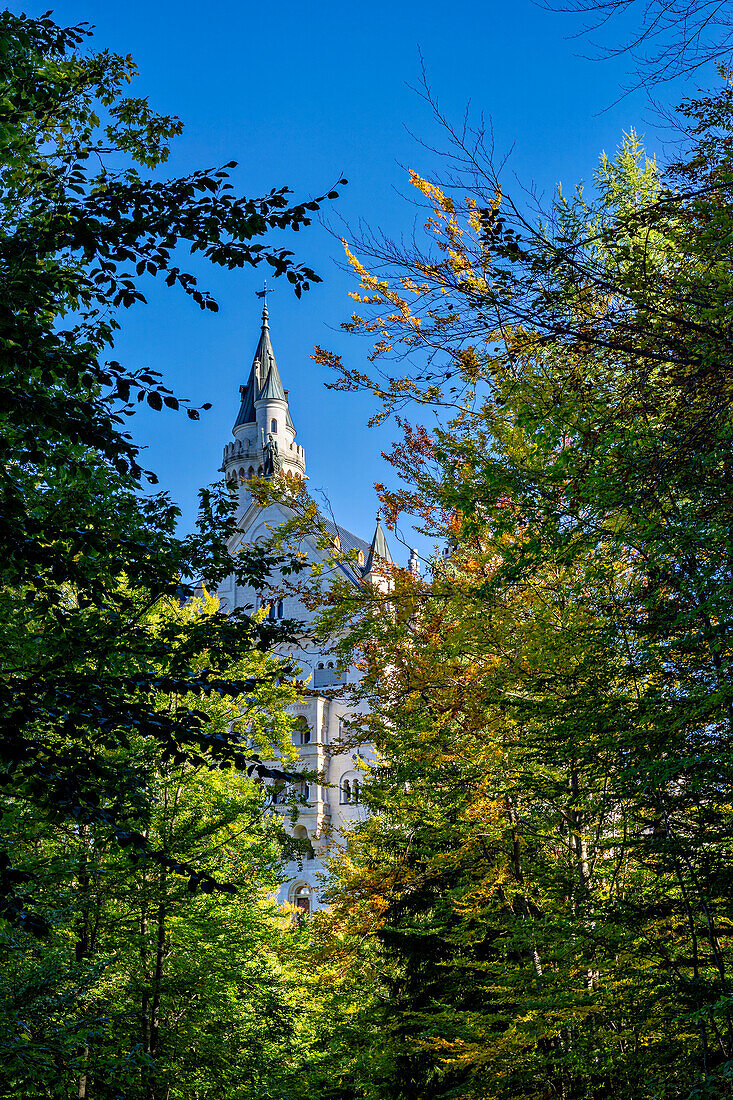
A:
313;664;347;690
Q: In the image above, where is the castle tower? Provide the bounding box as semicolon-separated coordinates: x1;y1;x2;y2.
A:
217;300;395;915
221;299;306;503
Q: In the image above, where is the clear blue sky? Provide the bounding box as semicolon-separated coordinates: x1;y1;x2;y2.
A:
34;1;693;560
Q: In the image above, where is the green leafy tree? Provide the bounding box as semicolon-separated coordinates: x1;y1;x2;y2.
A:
0;593;325;1099
0;10;344;930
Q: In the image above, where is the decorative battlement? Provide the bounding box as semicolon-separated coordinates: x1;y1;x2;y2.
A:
223;439;305;463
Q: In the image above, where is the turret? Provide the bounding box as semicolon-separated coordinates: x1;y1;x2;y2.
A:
363;512;393;591
222;298;306;500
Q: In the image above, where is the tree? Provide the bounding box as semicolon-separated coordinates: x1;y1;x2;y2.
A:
308;74;733;1098
0;11;344;929
0;593;325;1099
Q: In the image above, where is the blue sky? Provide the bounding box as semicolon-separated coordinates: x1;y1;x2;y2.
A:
37;1;694;560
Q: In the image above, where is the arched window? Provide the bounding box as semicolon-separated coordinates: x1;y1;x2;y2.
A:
293;716;310;746
291;882;312;918
341;779;351;804
247;465;254;478
271;418;277;433
257;465;263;475
352;779;360;804
238;466;245;481
265;598;283;621
300;782;310;803
357;550;364;566
317;662;324;670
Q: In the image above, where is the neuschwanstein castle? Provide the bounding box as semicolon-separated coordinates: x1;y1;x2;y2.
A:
213;299;398;914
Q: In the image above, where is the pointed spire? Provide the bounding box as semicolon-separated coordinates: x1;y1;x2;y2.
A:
233;297;286;430
365;511;392;574
254;296;286;403
224;289;306;484
259;362;286;401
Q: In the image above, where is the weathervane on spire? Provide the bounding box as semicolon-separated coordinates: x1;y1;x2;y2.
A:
256;280;274;321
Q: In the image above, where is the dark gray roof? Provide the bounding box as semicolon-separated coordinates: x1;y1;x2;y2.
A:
365;515;392;572
317;515;372;586
259;363;286;401
233;303;288;431
233;361;257;428
319;516;371;557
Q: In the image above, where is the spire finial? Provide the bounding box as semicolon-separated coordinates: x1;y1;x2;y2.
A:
256;280;273;327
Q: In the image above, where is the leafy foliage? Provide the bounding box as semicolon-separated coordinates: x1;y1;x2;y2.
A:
305;72;733;1100
0;595;323;1099
0;11;345;930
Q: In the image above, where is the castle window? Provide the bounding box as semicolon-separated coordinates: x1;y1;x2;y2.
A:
341;779;351;804
271;418;277;434
292;883;312;917
248;465;254;478
357;550;364;566
293;716;310;746
352;779;360;804
262;597;283;621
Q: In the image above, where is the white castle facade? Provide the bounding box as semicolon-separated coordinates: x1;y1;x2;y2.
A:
214;301;396;914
